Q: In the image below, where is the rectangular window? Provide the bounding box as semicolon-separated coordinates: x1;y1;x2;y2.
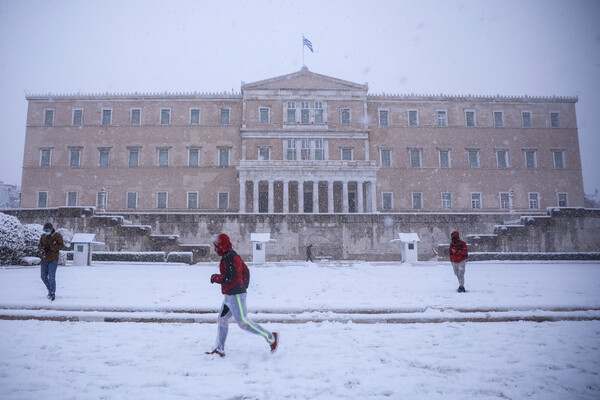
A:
436;110;447;127
409;149;421;168
220;108;230;125
442;192;452;209
379;110;389;126
38;192;48;208
72;109;83;126
69;148;81;167
131;108;141;125
314;102;323;124
553;150;565;168
557;193;568;207
412;192;423;210
550;112;560;128
341;148;353;161
190;108;201;125
287;102;296;124
468;150;479;168
67;191;78;207
218;148;230;167
188;148;199;167
102;109;112;126
496;150;508;169
382;193;393;210
522;111;532;128
471;193;482;209
128;148;140;167
494;111;504;127
160;108;171;125
439;150;450;168
44;109;54;126
286;139;297;160
465;110;475;127
259;107;269;124
314;139;324;160
218;192;229;210
525;150;537;168
380;149;391;167
529;193;540;209
187;192;198;209
301;139;310;160
408;110;418;126
301;102;310;124
157;192;168;209
126;192;138;209
259;147;270;161
499;192;510;209
40;149;52;167
341;108;350;125
98;148;110;167
158;148;169;167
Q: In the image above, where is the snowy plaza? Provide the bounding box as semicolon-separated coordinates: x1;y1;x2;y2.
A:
0;260;599;399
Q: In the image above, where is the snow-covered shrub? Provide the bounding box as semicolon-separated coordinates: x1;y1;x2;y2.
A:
21;256;41;266
166;252;194;264
22;224;43;257
0;212;25;265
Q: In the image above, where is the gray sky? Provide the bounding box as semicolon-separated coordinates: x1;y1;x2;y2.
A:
1;0;599;193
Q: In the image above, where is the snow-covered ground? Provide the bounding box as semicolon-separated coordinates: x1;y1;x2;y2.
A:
1;260;599;399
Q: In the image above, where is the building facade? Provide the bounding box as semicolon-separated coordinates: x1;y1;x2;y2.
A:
21;68;584;213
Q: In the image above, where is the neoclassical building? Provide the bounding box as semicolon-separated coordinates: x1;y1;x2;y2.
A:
21;67;584;213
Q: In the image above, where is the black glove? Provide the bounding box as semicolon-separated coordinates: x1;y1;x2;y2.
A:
44;246;51;252
210;274;219;284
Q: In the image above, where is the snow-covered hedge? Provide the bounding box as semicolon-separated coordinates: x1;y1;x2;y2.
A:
22;224;43;257
469;252;600;261
0;213;26;265
166;252;194;264
91;252;166;262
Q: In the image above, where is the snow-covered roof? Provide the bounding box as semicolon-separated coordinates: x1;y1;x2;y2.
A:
390;232;420;243
250;233;274;243
71;233;103;244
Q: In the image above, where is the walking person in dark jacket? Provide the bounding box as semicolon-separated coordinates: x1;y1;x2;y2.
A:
449;230;468;293
206;233;279;357
38;223;64;301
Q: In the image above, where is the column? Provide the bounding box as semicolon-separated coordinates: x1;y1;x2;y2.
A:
313;181;319;213
342;180;349;213
328;181;334;213
370;180;377;213
268;180;274;213
298;181;304;213
253;180;259;213
239;180;246;213
283;180;289;213
357;181;364;213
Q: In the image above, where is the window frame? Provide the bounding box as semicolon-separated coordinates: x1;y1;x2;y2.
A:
380;149;392;168
470;192;482;209
524;149;537;169
160;108;171;126
552;150;565;169
496;149;509;169
467;149;480;168
220;108;230;125
528;192;540;210
37;191;49;208
409;148;422;168
66;191;78;207
493;110;504;128
258;146;270;161
557;192;568;207
259;107;270;124
441;192;452;210
69;147;82;167
382;192;393;211
286;139;297;161
550;111;560;128
521;111;532;128
465;110;476;127
188;147;200;167
126;192;138;209
286;101;296;124
412;192;423;210
499;192;510;210
408;109;419;126
157;191;168;209
131;108;142;126
340;108;351;125
436;109;448;127
72;108;83;126
128;147;140;168
341;148;353;161
218;192;230;210
157;147;170;167
101;108;113;126
187;192;199;209
314;138;324;160
98;147;111;167
378;109;389;127
218;147;230;167
314;101;324;124
438;149;451;168
44;109;54;126
40;148;52;167
190;108;201;125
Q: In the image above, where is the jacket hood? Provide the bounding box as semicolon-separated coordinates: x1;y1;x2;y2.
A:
451;231;460;241
213;233;232;256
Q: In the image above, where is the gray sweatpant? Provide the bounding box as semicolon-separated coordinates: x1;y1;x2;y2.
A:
451;260;466;287
214;293;275;353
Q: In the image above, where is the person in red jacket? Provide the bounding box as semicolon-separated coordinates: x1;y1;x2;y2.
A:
449;231;468;293
206;233;278;357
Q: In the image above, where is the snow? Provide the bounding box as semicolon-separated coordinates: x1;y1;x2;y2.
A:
1;260;599;399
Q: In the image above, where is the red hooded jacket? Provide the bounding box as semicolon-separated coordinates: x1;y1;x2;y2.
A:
449;231;468;263
210;234;250;295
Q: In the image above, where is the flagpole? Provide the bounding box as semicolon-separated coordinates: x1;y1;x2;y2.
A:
302;35;305;67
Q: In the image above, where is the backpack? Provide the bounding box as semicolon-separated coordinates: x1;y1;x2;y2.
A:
240;260;250;288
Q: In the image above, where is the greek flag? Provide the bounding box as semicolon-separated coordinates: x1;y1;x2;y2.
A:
303;36;313;53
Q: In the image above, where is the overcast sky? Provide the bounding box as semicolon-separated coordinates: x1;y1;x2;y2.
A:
1;0;599;194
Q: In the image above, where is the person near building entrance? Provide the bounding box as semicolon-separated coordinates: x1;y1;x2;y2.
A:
206;233;279;357
38;222;64;301
449;230;468;293
306;244;315;262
